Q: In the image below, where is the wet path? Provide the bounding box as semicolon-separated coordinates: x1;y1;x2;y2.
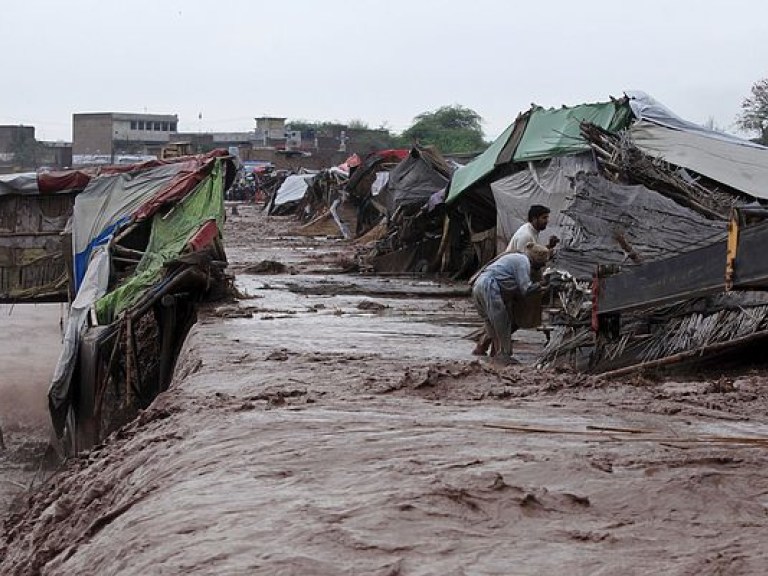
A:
3;205;768;575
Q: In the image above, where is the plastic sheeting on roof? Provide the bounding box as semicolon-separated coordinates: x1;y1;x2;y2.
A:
0;172;39;195
375;148;452;216
95;160;226;324
50;158;229;433
629;120;768;201
626;90;766;150
272;174;315;208
71;163;189;290
513;100;632;162
447;99;631;204
446;122;516;204
555;173;726;279
491;154;595;253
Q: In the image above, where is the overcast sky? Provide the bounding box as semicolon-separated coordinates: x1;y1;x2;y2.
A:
1;0;765;142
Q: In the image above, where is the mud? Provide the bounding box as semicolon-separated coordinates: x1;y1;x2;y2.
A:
3;204;768;575
0;304;61;517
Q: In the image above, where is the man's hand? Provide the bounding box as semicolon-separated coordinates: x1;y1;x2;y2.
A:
547;235;560;250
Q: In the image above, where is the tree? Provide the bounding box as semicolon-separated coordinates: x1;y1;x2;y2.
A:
737;79;768;144
401;105;486;154
285;119;400;154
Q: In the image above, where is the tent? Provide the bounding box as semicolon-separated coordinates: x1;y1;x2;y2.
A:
267;173;316;215
446;98;633;204
49;151;236;448
373;147;453;216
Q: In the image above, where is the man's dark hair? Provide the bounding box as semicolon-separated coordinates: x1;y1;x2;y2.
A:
527;204;551;222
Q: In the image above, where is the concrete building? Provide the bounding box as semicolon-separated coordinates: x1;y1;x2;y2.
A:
0;125;71;171
254;117;287;148
72;112;179;158
38;141;73;170
0;126;36;164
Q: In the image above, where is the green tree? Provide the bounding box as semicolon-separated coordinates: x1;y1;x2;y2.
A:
286;119;400;154
737;79;768;144
401;105;486;153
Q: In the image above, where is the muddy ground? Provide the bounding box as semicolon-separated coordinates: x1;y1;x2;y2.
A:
2;204;768;575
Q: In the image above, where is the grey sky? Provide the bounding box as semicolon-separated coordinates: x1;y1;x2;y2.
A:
2;0;765;142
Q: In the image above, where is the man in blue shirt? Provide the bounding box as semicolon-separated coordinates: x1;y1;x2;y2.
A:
471;243;549;366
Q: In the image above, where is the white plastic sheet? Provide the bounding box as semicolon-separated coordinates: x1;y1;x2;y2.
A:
490;155;594;253
630;120;768;200
272;174;315;207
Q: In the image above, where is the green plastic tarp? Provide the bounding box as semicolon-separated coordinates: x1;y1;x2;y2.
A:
446;122;515;204
446;99;632;204
95;159;226;324
513;100;632;162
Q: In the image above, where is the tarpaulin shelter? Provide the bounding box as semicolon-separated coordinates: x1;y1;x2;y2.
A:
373;147;453;216
267;173;317;215
434;98;633;277
345;149;409;204
0;171;96;303
446;98;633;205
513;95;768;375
48;151;236;450
358;147;457;274
624;92;768;201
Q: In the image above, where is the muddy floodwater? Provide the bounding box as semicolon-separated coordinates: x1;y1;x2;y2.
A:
3;204;768;575
0;304;61;514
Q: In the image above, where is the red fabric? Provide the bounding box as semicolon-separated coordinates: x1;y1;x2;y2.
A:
187;220;219;252
345;153;362;168
100;149;228;175
37;170;93;194
373;149;409;162
133;151;228;221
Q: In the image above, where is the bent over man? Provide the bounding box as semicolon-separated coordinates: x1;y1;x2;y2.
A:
471;243;549;366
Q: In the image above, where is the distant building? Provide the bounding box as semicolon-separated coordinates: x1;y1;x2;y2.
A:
0;125;71;171
72;112;178;160
38;141;73;170
254;117;287;148
0;125;35;164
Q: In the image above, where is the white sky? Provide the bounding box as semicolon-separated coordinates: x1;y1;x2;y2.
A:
2;0;765;142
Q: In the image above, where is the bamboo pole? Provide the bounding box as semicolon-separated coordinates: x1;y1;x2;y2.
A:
597;328;768;379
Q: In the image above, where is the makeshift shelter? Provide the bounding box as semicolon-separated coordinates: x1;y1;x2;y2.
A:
446;99;633;204
538;97;768;374
441;98;635;277
0;169;103;302
266;173;317;216
345;149;409;237
437;90;768;375
291;167;355;239
373;147;452;217
49;151;236;452
358;147;456;274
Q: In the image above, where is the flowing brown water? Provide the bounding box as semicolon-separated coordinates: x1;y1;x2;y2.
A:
3;206;768;575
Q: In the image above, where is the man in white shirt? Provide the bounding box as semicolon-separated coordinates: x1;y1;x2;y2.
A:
506;204;559;254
